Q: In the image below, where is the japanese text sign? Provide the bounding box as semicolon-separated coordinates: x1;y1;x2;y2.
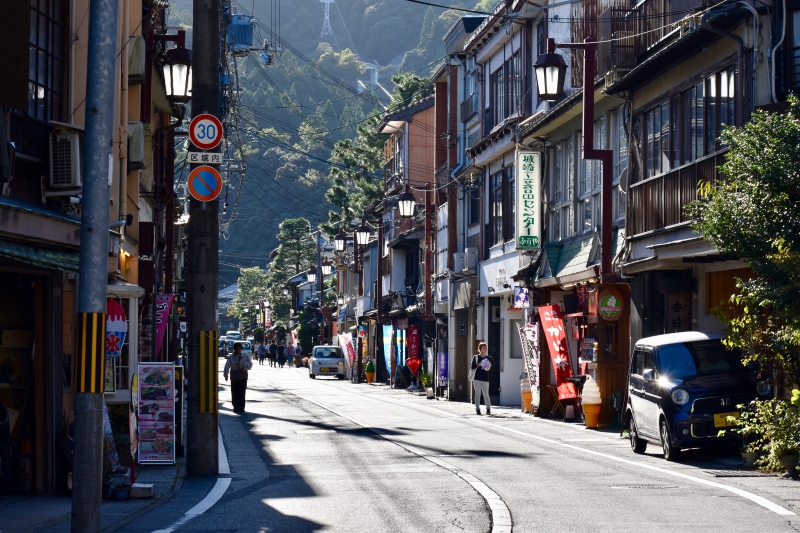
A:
537;304;577;400
516;151;542;251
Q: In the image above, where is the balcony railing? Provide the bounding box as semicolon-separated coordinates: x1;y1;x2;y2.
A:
460;93;479;123
601;0;708;73
777;46;800;98
627;149;727;237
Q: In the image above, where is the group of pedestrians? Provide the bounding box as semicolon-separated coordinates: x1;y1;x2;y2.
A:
254;340;302;368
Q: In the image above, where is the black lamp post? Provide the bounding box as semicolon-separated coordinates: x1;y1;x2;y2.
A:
533;37;614;281
306;266;317;284
320;258;333;277
334;230;347;252
355;220;371;246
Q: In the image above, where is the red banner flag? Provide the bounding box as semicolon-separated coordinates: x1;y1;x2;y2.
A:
538;304;577;400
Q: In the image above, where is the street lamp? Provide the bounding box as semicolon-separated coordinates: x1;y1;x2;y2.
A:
533;38;567;102
334;230;347;252
321;258;333;277
397;185;416;219
282;286;289;296
535;37;614;280
306;266;317;284
355;220;371;246
337;294;345;306
161;46;193;103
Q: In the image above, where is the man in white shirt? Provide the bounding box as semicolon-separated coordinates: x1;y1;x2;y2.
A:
224;342;253;413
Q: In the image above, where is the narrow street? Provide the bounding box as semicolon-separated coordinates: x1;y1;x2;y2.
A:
122;362;799;533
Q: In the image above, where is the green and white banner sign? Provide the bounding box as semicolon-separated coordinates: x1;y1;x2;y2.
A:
516;151;541;251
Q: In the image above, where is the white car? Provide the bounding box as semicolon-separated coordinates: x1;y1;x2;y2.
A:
226;331;242;341
308;346;345;379
239;341;252;357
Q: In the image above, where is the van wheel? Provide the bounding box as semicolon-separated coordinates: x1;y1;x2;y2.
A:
629;414;647;454
660;419;682;462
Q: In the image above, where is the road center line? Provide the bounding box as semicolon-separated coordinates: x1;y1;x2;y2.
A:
267;379;513;533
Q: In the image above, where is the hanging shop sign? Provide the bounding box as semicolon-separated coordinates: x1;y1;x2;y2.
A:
357;325;367;338
515;151;542;251
513;286;529;309
155;294;176;359
137;362;176;464
598;287;624;321
406;324;420;360
105;299;127;358
537;305;577;400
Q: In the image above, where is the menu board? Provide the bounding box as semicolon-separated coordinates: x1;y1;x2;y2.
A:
137;363;176;464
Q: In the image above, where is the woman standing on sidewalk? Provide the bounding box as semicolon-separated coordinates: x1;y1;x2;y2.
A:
472;342;494;415
224;342;253;413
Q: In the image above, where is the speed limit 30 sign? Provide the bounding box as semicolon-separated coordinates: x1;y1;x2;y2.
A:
189;113;223;150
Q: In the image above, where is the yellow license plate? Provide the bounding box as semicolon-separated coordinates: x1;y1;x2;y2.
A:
714;412;739;428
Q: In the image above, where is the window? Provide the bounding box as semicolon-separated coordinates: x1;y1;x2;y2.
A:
28;0;64;122
468;186;480;225
394;132;405;176
638;66;736;180
490;52;522;126
612;108;628;221
549;135;577;241
490;170;504;245
489;165;515;246
465;56;476;98
537;22;547;56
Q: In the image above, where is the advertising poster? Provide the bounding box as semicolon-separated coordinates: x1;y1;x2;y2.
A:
382;325;394;377
513;286;530;309
537;305;577;400
137;363;176;464
338;334;356;369
437;352;448;387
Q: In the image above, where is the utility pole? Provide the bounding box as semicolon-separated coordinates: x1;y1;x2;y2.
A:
186;0;221;476
72;0;118;530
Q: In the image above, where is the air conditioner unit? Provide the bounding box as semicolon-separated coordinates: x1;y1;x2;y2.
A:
464;247;478;271
49;132;82;188
128;34;146;85
453;252;465;272
128;121;145;170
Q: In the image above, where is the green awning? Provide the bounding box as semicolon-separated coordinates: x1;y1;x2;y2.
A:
0;241;80;272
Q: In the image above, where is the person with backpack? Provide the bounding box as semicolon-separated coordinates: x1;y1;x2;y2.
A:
471;342;494;415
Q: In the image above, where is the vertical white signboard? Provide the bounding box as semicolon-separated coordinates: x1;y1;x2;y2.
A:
516;151;542;250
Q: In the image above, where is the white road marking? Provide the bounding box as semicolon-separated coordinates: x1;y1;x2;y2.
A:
269;381;513;533
472;419;796;517
286;375;796;519
218;426;230;475
150;477;232;533
295;429;336;434
150;424;232;533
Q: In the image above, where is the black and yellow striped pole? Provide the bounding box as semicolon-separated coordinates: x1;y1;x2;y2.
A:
74;313;106;394
198;331;219;413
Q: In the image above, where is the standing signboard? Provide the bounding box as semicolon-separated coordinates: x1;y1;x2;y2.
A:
516;151;542;251
137;363;176;464
537;305;578;400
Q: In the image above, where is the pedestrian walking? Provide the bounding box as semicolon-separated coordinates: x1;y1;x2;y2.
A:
257;342;266;365
277;341;286;368
471;342;494;415
224;342;253;413
268;341;277;367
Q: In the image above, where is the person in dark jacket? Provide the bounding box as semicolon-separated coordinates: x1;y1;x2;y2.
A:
471;342;494;415
277;341;286;368
268;341;277;367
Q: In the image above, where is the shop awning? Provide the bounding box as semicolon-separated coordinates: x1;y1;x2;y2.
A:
0;240;80;272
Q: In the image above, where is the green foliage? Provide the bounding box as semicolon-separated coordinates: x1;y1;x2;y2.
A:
398;6;470;75
690;94;800;388
231;267;269;327
296;310;314;353
724;399;800;471
365;360;375;373
419;369;433;388
264;218;317;325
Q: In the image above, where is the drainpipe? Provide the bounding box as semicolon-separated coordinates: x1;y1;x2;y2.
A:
701;9;745;127
120;0;129;225
770;0;787;103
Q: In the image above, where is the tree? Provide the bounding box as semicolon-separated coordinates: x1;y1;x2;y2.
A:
265;218;317;324
231;266;269;327
690;95;800;389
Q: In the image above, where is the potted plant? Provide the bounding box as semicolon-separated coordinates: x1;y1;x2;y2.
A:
364;360;375;383
419;370;434;399
727;395;800;475
111;482;131;501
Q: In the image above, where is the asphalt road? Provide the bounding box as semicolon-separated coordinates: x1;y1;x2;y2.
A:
139;362;800;533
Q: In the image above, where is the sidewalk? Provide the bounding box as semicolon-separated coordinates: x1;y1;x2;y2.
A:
0;460;185;533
